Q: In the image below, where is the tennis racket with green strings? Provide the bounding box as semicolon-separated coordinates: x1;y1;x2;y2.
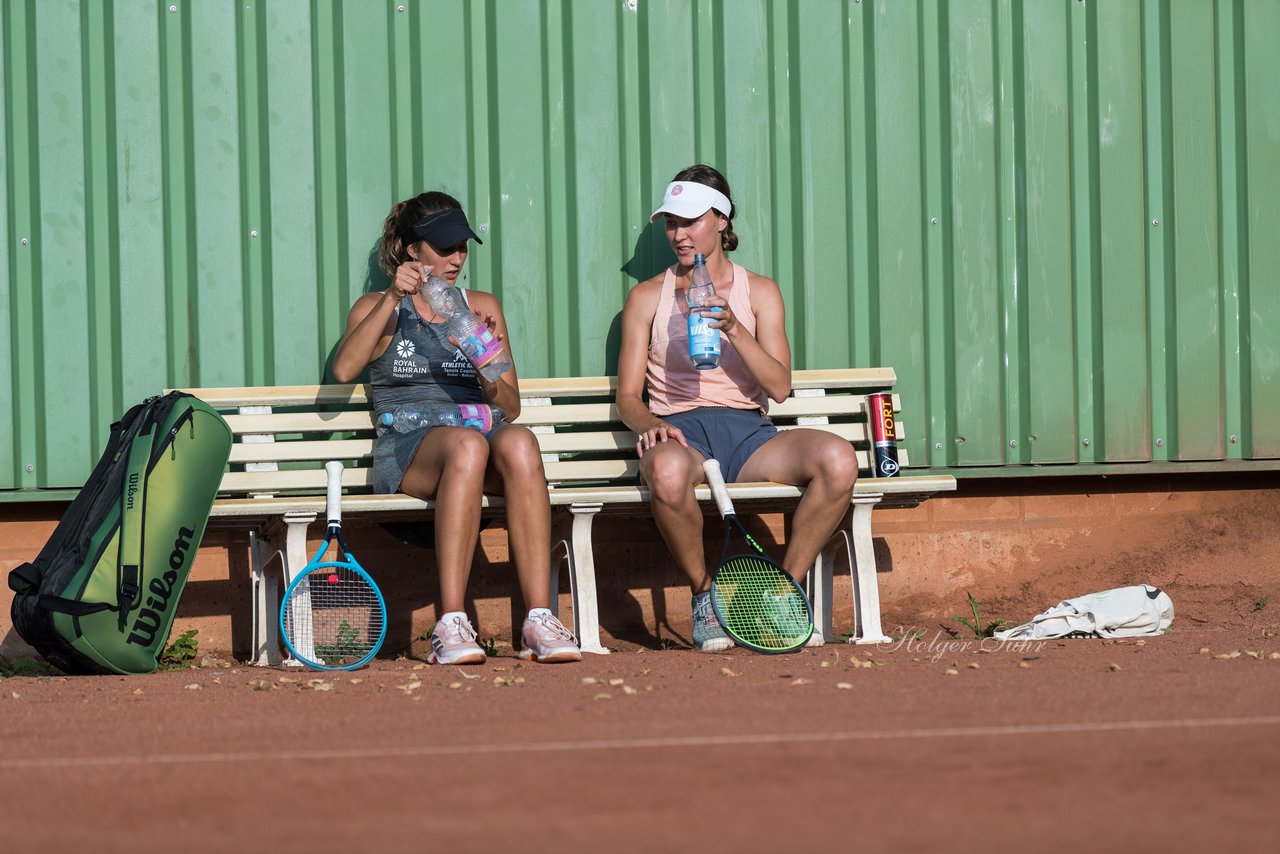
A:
702;459;814;653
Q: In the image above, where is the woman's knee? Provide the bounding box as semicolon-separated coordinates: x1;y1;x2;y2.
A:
441;428;490;478
490;427;545;481
815;439;859;490
644;450;697;505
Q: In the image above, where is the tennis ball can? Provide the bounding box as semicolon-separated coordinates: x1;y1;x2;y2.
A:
686;253;721;370
869;392;900;477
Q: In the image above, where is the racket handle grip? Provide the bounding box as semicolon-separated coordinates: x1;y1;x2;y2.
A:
702;459;736;519
325;460;344;525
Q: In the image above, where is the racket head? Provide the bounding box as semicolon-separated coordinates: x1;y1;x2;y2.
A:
710;552;813;653
279;554;387;670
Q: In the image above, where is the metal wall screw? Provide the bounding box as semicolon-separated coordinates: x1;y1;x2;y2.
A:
1230;435;1238;444
1155;438;1165;447
26;464;34;472
479;225;488;232
954;436;966;444
250;230;258;238
169;4;177;12
935;443;942;450
1152;218;1160;226
1028;435;1037;442
1007;216;1013;222
930;217;939;225
1009;440;1017;448
1082;438;1090;447
20;238;28;246
397;4;405;11
627;0;638;9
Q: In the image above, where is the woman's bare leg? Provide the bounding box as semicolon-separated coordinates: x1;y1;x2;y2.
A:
639;441;709;592
399;427;490;613
735;429;858;581
483;425;552;610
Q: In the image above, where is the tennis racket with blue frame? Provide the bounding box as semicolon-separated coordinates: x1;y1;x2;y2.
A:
703;459;814;653
279;461;387;670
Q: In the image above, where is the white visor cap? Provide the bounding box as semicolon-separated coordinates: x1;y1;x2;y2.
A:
649;180;733;223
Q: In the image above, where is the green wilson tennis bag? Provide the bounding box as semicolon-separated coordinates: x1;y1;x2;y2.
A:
8;392;232;675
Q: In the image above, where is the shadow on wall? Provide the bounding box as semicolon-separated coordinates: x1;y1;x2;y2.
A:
600;220;676;376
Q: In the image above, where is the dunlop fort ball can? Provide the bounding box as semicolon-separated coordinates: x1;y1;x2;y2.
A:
868;392;900;477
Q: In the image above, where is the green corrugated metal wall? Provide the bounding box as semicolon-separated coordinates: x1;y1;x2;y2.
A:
3;0;1278;494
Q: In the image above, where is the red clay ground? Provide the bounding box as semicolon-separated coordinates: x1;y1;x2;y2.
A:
2;616;1278;851
3;477;1278;850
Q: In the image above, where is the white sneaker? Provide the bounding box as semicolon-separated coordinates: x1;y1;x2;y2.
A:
518;613;582;663
692;593;734;652
427;615;487;665
805;630;825;648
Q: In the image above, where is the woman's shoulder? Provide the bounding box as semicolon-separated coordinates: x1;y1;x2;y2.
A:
623;272;666;312
739;265;779;293
463;287;501;313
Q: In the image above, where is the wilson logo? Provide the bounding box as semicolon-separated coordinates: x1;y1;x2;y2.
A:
125;526;195;647
125;473;140;510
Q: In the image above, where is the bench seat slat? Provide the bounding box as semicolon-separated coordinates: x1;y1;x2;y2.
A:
206;474;954;520
218;447;912;494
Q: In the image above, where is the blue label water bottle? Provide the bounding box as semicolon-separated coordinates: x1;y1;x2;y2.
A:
686;253;721;370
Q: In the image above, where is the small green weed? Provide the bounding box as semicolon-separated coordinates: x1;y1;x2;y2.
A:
0;655;59;678
950;593;1012;639
159;629;200;670
1254;595;1269;612
315;620;362;662
480;636;501;657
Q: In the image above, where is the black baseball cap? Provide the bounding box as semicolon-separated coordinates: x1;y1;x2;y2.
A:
411;207;483;249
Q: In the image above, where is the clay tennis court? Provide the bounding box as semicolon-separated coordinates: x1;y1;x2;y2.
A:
3;479;1279;850
3;616;1278;850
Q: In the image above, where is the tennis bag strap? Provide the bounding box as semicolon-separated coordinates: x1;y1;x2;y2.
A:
115;418;156;629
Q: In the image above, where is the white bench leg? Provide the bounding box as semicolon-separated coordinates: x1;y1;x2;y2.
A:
847;497;891;644
552;503;609;655
809;539;837;644
249;528;285;667
249;512;318;667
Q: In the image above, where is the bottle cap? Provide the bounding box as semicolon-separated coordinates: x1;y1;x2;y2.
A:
379;413;394;426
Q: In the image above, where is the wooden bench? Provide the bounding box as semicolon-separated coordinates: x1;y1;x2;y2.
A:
175;368;956;665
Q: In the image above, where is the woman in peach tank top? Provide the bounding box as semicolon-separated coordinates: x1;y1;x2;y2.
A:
616;164;859;652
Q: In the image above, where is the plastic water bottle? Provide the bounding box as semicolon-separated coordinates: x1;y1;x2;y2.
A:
421;278;513;382
380;403;506;436
456;403;506;434
686;253;721;370
421;272;464;316
379;404;463;432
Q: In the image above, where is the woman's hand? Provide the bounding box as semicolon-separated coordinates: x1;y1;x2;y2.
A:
445;310;506;350
391;262;425;299
697;294;736;335
636;421;689;457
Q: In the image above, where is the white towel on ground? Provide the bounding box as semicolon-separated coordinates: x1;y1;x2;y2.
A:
992;584;1174;640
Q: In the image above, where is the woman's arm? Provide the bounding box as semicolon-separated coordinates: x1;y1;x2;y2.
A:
464;290;523;420
332;261;424;383
616;279;663;432
616;278;690;454
716;273;792;403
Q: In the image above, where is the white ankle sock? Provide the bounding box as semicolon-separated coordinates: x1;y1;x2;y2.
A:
527;607;553;620
439;610;467;625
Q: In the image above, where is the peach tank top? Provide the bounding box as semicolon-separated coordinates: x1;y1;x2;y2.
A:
646;263;768;416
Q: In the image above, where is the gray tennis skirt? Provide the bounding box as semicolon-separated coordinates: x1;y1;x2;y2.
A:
659;406;777;482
